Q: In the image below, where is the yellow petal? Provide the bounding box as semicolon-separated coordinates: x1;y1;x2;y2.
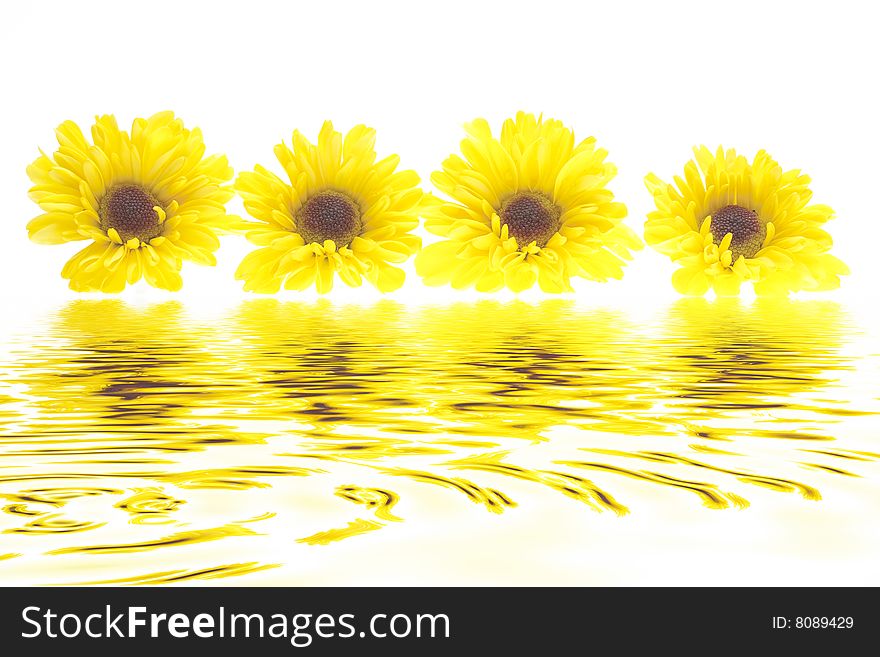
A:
671;267;710;296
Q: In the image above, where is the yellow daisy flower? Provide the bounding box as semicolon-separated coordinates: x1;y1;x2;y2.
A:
645;146;849;296
234;121;423;294
27;111;235;292
415;112;642;293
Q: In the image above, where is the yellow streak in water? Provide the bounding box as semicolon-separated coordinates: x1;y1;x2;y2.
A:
336;485;403;522
446;451;628;515
558;461;750;510
159;466;318;490
381;467;516;514
297;519;385;546
47;524;257;555
115;488;185;525
582;449;821;500
5;514;107;534
65;562;280;586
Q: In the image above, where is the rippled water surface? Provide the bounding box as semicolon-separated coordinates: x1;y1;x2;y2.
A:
1;299;878;585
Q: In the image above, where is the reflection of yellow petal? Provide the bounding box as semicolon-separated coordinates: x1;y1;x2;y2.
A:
335;486;403;522
48;524;256;555
67;562;280;586
4;295;855;587
297;519;384;546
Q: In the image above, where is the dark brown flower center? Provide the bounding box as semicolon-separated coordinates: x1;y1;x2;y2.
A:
710;204;766;261
499;192;561;248
296;190;363;247
99;184;164;243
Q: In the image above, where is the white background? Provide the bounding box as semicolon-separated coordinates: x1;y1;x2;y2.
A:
1;1;878;589
1;0;877;308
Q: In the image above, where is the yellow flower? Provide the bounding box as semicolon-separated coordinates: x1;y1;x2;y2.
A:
645;146;849;296
234;122;423;294
27;112;235;292
415;112;641;293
